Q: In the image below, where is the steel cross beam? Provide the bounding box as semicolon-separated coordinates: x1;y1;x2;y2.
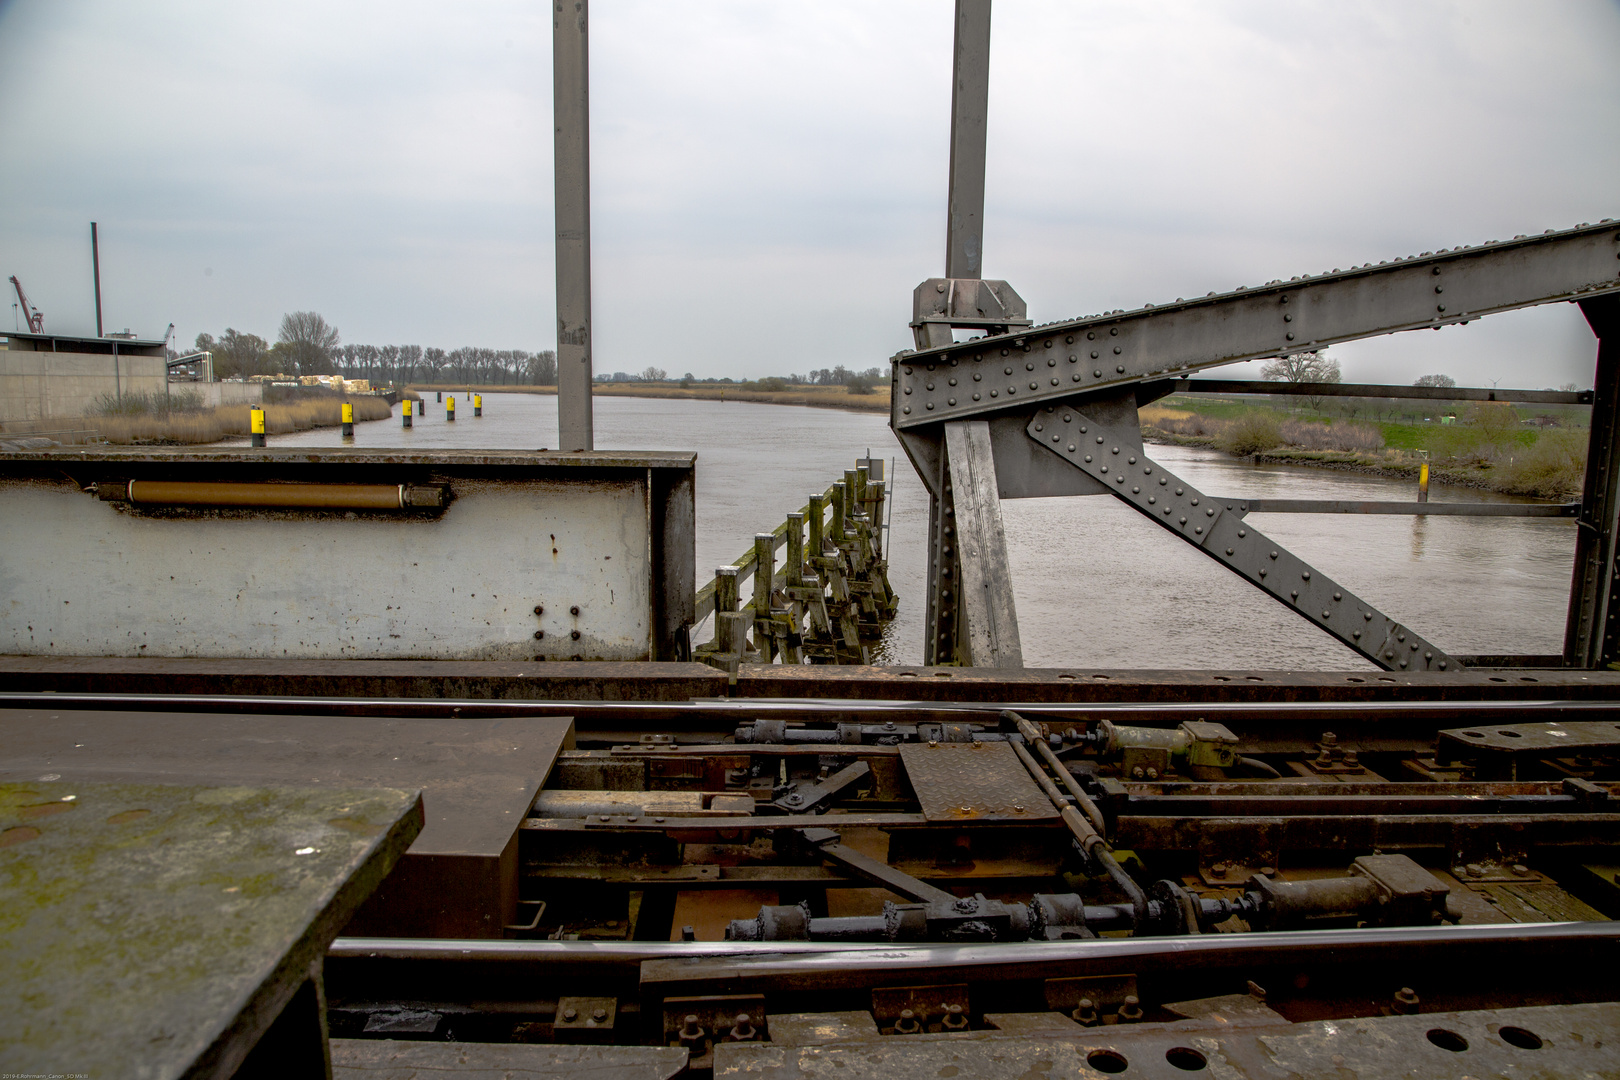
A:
893;220;1620;430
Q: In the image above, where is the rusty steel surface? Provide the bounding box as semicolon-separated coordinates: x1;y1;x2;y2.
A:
734;664;1620;702
331;1040;690;1079
713;1001;1620;1079
897;741;1059;822
0;658;727;703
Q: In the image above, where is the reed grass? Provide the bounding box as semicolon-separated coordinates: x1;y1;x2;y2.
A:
92;397;393;445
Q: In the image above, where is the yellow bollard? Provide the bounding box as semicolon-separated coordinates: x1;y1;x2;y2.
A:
1418;461;1429;503
402;398;413;428
446;395;456;422
250;406;266;447
474;394;482;417
341;401;354;437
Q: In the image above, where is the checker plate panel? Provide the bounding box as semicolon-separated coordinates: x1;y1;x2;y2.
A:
898;741;1059;822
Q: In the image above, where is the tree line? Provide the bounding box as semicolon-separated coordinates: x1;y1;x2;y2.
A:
194;311;557;386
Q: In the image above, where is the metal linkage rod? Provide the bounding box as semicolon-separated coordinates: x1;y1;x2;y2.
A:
1009;733;1147;926
1027;407;1454;673
893;220;1620;430
1167;378;1594;405
1005;711;1106;834
1237;500;1579;518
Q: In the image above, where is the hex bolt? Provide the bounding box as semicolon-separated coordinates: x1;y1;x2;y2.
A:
678;1015;705;1044
533;630;545;640
728;1013;757;1041
1393;987;1420;1015
570;605;580;616
571;630;581;640
895;1009;921;1034
1465;863;1484;878
533;605;544;615
1512;864;1529;875
1073;997;1099;1026
942;1004;968;1030
1119;995;1144;1023
562;1007;578;1022
593;1007;608;1022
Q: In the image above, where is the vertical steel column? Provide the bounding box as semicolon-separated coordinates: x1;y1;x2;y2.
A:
945;0;991;281
91;222;104;338
1564;294;1620;667
944;420;1022;666
919;0;1019;666
553;0;594;451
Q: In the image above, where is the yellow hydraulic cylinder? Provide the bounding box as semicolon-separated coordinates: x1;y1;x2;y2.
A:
250;407;266;447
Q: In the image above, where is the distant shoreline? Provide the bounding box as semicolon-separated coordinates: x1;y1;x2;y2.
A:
405;382;891;414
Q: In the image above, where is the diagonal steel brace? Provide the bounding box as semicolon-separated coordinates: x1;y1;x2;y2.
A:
1025;405;1454;673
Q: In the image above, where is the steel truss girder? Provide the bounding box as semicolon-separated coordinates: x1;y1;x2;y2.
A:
893;220;1620;430
1025;406;1454;673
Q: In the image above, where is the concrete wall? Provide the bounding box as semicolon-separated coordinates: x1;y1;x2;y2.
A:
190;381;264;408
0;351;166;423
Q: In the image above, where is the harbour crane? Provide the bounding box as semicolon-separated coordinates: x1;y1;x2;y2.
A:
8;275;43;333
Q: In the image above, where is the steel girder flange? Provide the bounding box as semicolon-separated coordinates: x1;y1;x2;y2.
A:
892;220;1620;433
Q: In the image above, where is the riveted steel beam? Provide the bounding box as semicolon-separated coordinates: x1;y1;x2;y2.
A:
894;220;1620;430
1025;406;1454;673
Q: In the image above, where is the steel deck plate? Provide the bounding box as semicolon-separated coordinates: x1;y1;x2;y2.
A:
898;741;1058;822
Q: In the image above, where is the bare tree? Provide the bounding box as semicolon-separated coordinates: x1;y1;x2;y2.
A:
1261;350;1340;410
527;350;557;385
277;311;340;376
1414;374;1456;388
641;366;668;382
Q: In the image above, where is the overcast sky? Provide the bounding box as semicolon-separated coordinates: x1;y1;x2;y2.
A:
1;0;1617;386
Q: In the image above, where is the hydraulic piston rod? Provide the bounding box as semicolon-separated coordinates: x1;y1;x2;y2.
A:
97;481;448;511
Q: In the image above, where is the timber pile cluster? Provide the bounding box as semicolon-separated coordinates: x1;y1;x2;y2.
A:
696;466;896;672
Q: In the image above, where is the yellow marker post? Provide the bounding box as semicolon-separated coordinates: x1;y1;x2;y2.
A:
402;398;413;428
341;401;354;438
1418;462;1430;503
446;395;456;422
474;394;483;418
250;406;266;447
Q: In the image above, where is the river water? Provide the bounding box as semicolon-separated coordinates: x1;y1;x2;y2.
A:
265;392;1575;668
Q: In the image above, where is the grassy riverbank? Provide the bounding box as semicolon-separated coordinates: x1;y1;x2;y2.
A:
0;388;404;446
1142;398;1586;498
407;382;892;413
